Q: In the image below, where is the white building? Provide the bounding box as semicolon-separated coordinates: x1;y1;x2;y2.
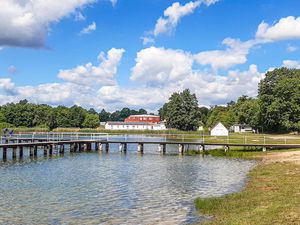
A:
231;124;254;133
105;122;166;130
210;122;229;136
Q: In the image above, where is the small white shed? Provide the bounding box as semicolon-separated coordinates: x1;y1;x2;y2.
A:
210;122;229;136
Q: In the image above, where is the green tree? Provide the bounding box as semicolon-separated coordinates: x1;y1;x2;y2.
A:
207;106;236;128
99;109;111;122
83;114;100;128
258;68;300;132
164;89;201;131
233;96;259;129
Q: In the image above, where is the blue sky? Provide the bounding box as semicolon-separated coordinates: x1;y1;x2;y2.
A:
0;0;300;112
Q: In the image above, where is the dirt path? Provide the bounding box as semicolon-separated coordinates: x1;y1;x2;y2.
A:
257;151;300;164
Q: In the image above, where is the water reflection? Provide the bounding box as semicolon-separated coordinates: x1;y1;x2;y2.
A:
0;149;255;225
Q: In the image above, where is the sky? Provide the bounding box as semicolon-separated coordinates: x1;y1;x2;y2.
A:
0;0;300;112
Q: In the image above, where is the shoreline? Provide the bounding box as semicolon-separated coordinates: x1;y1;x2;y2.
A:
195;150;300;224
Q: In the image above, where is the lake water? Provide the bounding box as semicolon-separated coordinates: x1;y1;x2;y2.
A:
0;136;256;225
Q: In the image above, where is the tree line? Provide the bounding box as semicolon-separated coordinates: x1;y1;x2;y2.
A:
159;68;300;133
0;99;148;129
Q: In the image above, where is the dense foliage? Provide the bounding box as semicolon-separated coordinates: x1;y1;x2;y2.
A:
0;100;148;129
160;67;300;132
258;68;300;132
161;89;202;131
0;101;100;129
99;108;148;122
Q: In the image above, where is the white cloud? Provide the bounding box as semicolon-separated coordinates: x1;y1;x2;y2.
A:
282;60;300;69
80;22;96;34
110;0;117;7
58;48;125;86
74;11;86;21
128;46;264;107
153;0;218;37
0;44;265;111
0;0;95;47
0;78;15;92
141;36;155;45
130;47;193;85
194;38;256;70
287;44;298;52
256;16;300;41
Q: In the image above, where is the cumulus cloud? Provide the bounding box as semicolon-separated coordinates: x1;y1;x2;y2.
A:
0;44;265;111
130;47;193;85
58;48;125;86
282;60;300;69
256;16;300;41
126;47;264;109
194;38;257;70
80;22;97;34
0;0;95;48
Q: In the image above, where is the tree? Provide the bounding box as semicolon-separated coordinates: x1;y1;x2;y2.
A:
69;105;86;127
158;103;168;120
207;106;236;128
258;68;300;132
232;96;259;129
164;89;201;131
83;114;100;128
99;109;111;122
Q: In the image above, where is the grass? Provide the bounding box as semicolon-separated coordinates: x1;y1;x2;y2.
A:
195;160;300;225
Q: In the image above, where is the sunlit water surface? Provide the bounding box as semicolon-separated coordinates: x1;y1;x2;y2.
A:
0;140;256;225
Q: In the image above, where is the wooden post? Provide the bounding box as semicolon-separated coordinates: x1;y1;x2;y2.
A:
12;148;17;160
19;146;23;158
99;143;103;151
74;143;78;152
199;145;205;152
3;147;7;160
59;145;65;154
49;145;53;155
44;146;48;156
159;144;166;154
262;147;267;152
105;143;109;152
119;143;123;152
30;147;34;157
224;145;229;152
179;144;184;154
95;142;99;151
34;145;38;157
124;143;127;152
83;143;87;152
137;143;144;153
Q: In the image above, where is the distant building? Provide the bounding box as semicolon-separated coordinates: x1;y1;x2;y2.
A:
210;122;229;136
125;115;161;123
105;121;166;130
231;124;254;133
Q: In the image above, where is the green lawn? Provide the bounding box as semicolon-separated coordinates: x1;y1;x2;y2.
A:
195;162;300;225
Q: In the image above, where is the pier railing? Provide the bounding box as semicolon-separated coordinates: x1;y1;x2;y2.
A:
1;132;300;146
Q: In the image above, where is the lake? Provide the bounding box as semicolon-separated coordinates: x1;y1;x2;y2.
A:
0;135;256;224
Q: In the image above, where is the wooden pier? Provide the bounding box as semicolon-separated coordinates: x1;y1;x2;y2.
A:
0;134;300;161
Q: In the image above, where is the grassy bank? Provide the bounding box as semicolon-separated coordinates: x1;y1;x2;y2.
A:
195;160;300;224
